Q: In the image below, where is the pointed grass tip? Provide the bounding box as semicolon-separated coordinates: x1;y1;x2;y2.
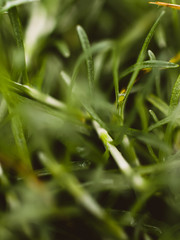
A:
149;1;180;10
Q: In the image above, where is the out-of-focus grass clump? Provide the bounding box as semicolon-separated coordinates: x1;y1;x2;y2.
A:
1;0;180;239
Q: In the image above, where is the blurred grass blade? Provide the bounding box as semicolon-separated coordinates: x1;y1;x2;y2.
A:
114;126;171;153
60;71;71;87
8;7;28;84
54;40;70;58
149;109;159;122
8;81;66;111
5;93;32;169
147;94;169;116
77;25;94;95
92;120;147;191
10;113;32;169
148;49;156;60
39;152;128;240
0;65;32;169
136;95;148;130
121;135;140;166
148;117;170;131
162;72;180;160
120;11;165;122
149;1;180;10
169;73;180;111
0;98;7;123
0;0;38;13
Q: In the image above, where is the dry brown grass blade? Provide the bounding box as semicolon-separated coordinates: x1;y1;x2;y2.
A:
149;1;180;10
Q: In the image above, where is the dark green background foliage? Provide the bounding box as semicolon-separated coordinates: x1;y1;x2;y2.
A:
1;0;180;240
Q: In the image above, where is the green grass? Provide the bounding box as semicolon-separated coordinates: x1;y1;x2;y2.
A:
1;0;180;239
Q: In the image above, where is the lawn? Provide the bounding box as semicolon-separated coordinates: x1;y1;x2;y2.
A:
0;1;180;239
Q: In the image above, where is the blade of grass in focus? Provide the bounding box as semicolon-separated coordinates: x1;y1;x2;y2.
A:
77;25;94;96
120;10;165;123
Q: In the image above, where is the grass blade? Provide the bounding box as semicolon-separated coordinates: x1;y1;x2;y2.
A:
119;60;178;81
8;7;28;84
39;152;128;240
0;0;38;13
169;73;180;112
120;11;165;122
147;94;169;116
113;47;120;106
5;93;32;169
92;120;147;191
77;25;94;95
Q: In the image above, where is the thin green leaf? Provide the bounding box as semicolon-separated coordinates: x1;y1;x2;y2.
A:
10;81;66;111
4;91;32;169
0;0;38;13
120;11;165;122
148;104;180;131
71;40;113;91
8;7;28;84
169;73;180;112
93;120;147;190
11;113;32;168
76;25;94;95
0;98;7;123
119;60;178;81
114;126;171;154
54;40;70;58
148;49;156;60
148;117;170;131
0;76;66;111
113;47;120;106
149;109;159;123
147;94;169;116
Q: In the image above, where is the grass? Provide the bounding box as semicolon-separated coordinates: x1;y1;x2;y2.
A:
1;0;180;239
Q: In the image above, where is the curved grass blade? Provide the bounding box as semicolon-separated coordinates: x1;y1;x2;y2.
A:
7;81;66;111
0;72;66;111
120;11;165;122
0;0;38;13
